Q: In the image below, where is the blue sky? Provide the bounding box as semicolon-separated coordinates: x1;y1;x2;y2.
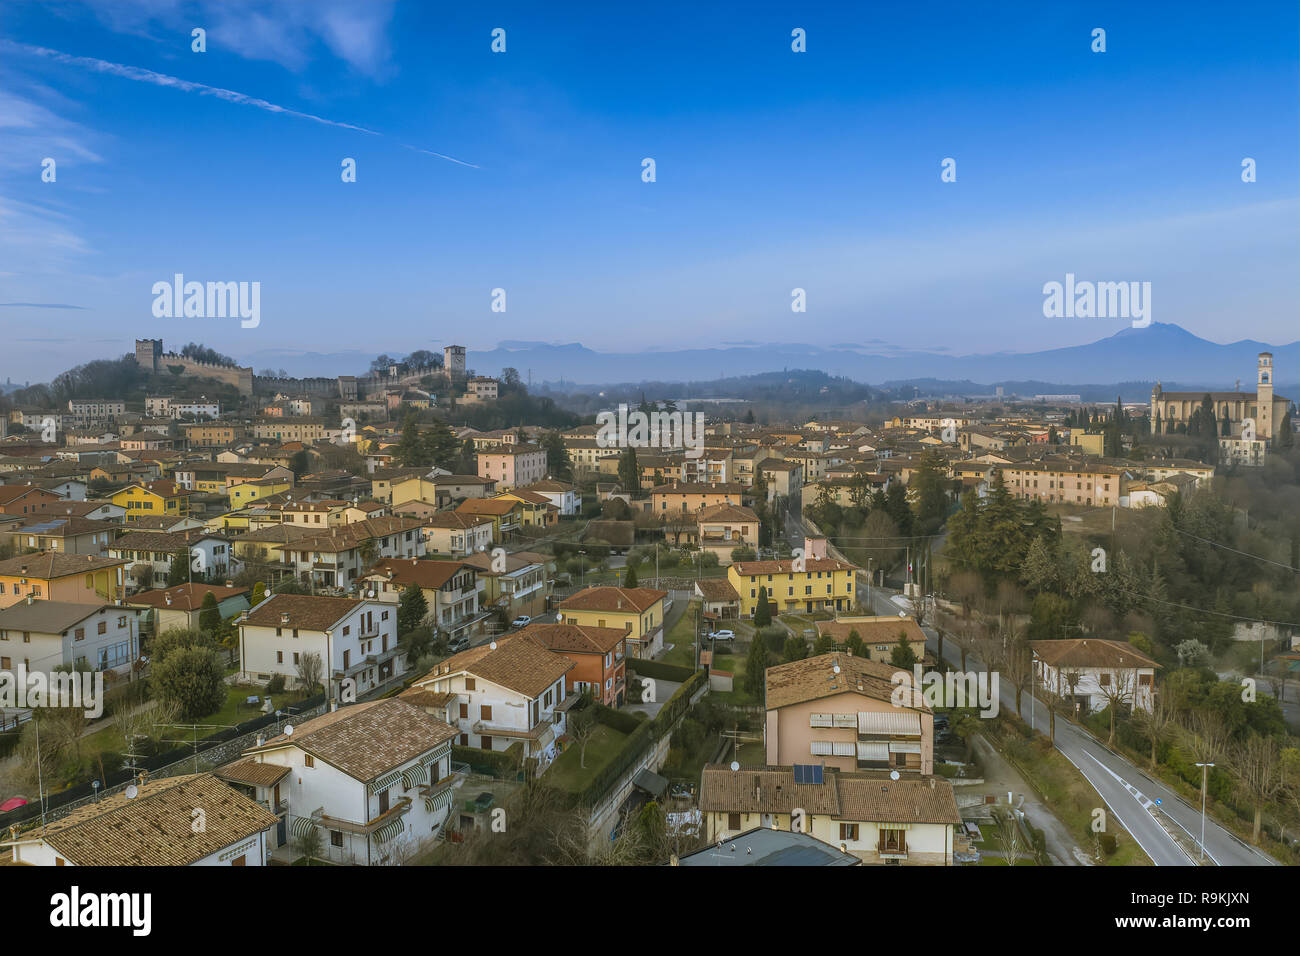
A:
1;0;1297;382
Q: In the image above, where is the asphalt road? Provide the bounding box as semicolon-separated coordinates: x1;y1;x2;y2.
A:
865;586;1276;867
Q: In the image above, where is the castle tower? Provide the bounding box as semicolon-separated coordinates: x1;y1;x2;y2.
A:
134;338;163;372
1257;352;1274;443
1150;381;1162;434
444;345;466;382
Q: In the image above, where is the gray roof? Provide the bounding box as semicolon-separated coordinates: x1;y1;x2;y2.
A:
0;600;128;634
675;828;860;867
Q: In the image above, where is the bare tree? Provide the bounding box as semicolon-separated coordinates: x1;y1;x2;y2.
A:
296;652;324;696
1097;668;1136;746
1225;733;1286;845
569;706;597;769
1129;689;1176;770
993;807;1022;865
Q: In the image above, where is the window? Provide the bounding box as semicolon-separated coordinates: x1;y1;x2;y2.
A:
378;790;389;815
481;704;493;721
331;830;344;848
839;823;859;841
465;678;476;691
459;703;468;719
728;812;742;831
74;627;85;641
276;651;284;663
304;754;315;768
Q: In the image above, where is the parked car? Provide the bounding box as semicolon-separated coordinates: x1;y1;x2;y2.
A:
709;629;735;642
448;635;471;653
511;615;531;628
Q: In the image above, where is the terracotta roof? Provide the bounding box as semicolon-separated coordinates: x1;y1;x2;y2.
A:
421;511;490;530
518;621;628;655
417;633;573;698
242;593;362;631
397;686;457;711
246;698;456;782
521;480;574;493
110;530;224;553
130;583;249;611
214;758;292;788
558;586;667;614
732;558;859;576
0;551;125;578
699;765;960;825
764;652;916;710
1030;638;1159;670
695;578;740;602
31;773;276;866
460;551;540;576
650;481;747;495
815;616;926;648
455;498;520;516
363;558;471;590
697;503;760;524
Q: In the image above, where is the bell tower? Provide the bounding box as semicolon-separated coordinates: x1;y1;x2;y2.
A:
1257;352;1274;443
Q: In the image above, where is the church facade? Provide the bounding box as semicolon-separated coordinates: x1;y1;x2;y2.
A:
1150;353;1291;465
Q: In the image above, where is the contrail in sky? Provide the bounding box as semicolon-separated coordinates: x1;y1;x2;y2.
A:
5;41;480;168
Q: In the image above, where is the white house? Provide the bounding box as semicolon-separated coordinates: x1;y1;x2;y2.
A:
280;516;425;591
409;633;574;775
7;773;277;866
519;479;580;516
239;698;460;865
108;530;238;588
238;593;403;699
0;598;143;677
1030;638;1159;715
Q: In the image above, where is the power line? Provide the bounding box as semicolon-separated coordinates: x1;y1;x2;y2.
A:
1113;584;1300;630
1168;525;1298;573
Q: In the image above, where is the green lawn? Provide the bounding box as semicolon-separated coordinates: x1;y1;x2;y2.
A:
661;601;703;668
546;723;629;792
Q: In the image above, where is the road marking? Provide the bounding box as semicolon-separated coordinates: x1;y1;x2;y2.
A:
1078;750;1194;866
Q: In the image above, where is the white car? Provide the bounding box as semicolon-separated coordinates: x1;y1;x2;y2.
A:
709;630;735;641
511;615;532;628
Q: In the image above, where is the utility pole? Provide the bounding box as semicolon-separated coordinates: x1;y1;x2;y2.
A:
1195;761;1214;863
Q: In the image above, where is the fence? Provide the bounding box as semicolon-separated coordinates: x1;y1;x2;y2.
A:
0;694;327;830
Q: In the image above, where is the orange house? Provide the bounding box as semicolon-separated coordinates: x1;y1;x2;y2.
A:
0;552;127;608
516;622;628;707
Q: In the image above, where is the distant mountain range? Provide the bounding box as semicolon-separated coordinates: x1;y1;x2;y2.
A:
242;323;1299;395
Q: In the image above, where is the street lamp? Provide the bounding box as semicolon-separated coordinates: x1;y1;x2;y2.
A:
578;549;586;586
1195;762;1214;863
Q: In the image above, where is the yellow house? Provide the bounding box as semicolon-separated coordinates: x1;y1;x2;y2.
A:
728;558;859;617
111;480;190;523
557;586;668;659
491;490;555;527
228;477;293;509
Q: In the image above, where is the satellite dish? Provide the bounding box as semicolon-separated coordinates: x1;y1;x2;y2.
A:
889;770;900;781
489;641;497;650
898;611;906;618
124;784;139;800
283;724;294;736
729;761;740;772
832;664;841;674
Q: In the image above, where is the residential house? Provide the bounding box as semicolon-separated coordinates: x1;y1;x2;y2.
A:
1031;638;1158;715
696;502;760;565
415;511;494;558
0;552;126;609
695;577;742;622
108;530;237;589
517;621;628;706
698;764;961;865
476;444;548;491
129;583;251;637
460;551;550;622
360;558;487;642
238;699;460;865
9;773;278;866
1;514;115;556
111;480;190;523
0;484;64;516
0;598;143;677
238;593;403;699
729;558;859;617
814;615;928;665
518;479;579;516
557;586;668;660
455;496;526;543
409;634;573;773
764;652;934;774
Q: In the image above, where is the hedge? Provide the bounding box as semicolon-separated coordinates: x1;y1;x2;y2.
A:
627;658;697;682
452;742;525;777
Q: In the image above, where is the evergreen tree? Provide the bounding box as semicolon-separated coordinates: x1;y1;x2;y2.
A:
1020;536;1058;594
397;583;429;634
623;564;638;588
753;585;772;627
542;430;573;479
198;591;221;634
889;633;917;670
744;633;769;698
618;446;639;496
421;418;461;471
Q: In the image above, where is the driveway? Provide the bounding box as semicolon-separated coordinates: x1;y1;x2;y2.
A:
623;678;681;720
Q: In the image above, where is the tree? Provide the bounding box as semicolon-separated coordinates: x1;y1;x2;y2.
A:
152;646;226;721
1130;690;1176;770
150;627;216;665
1226;733;1286;844
396;413;429;467
618;446;640;496
542;430;573;479
910;451;950;533
845;629;863;657
782;635;808;663
167;549;193;587
294;823;324;863
623;564;638;588
198;591;221;634
402;624;436;663
422;418;461;470
570;703;598;769
889;632;917;670
250;581;267;606
297;652;325;696
752;586;772;627
744;636;769;699
397;583;429;635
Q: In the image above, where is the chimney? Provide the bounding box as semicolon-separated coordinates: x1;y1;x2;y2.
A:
930;777;936;789
280;612;290;625
330;700;339;712
256;733;266;747
26;594;34;605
